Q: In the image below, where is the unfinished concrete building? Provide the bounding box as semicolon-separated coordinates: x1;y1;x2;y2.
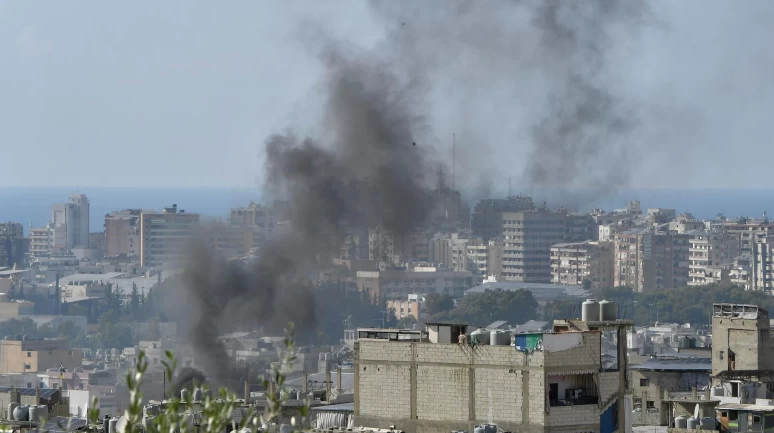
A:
354;313;631;433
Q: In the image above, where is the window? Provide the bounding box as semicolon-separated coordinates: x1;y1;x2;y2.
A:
26;382;32;389
26;352;31;358
24;364;31;370
186;361;192;368
646;401;655;409
720;351;724;360
79;383;84;390
731;382;739;397
753;415;762;424
640;378;649;387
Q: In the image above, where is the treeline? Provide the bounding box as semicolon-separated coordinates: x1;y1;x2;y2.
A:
542;283;774;327
423;289;539;328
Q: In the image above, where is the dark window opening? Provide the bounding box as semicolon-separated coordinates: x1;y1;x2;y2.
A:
640;378;649;387
731;382;739;397
646;401;655;409
753;415;762;424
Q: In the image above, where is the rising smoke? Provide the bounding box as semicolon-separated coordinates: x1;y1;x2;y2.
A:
175;41;431;386
175;0;658;384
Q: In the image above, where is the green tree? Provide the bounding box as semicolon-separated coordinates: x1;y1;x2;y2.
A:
542;298;581;323
130;283;141;320
397;315;417;329
429;289;539;327
424;293;455;317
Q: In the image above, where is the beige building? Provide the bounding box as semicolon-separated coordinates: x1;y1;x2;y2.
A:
386;294;423;323
614;229;684;292
0;338;82;374
355;319;629;433
550;241;613;290
718;221;774;256
0;298;34;320
208;224;256;259
28;227;50;259
465;238;488;277
687;231;740;286
356;267;474;299
139;205;199;267
103;209;142;258
500;211;568;282
751;235;774;291
428;233;468;272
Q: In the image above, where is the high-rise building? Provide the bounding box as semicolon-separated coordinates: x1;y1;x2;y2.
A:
104;209;142;258
428;233;468;271
716;221;774;257
498;211;567;282
614;229;687;292
0;223;25;267
687;231;740;286
751;235;774;292
29;227;51;259
139;204;199;267
471;195;539;240
51;194;90;250
465;237;488;277
550;241;613;290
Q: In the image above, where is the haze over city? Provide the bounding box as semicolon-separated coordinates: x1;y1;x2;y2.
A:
2;2;774;433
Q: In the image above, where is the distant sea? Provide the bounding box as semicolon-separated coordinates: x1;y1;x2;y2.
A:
1;186;774;232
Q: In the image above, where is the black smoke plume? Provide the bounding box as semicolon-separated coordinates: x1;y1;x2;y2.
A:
175;44;431;386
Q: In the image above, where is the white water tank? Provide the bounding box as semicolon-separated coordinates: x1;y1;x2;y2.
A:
7;402;18;421
193;388;203;401
490;330;512;345
109;417;118;433
675;416;687;429
582;299;600;322
36;405;48;421
687;417;698;430
28;406;38;423
599;300;617;321
471;329;490;345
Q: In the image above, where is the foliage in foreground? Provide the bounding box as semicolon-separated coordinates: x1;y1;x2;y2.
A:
53;323;309;433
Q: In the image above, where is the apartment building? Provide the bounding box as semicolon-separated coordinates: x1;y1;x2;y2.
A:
499;211;567;283
103;209;142;258
466;238;488;277
687;231;740;286
355;318;630;433
386;294;423;322
0;223;25;267
356;267;474;299
550;241;613;290
229;202;276;242
28;227;50;259
0;338;82;374
139;205;200;267
566;214;598;242
718;222;774;256
471;195;539;240
751;235;774;292
208;224;255;259
0;223;23;239
614;229;681;292
51;194;89;250
428;233;468;272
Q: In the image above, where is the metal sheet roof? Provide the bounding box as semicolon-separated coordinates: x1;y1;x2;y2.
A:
311;402;354;412
717;403;774;412
629;357;711;372
0;387;59;398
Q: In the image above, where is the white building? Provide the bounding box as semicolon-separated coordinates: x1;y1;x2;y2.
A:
51;194;90;251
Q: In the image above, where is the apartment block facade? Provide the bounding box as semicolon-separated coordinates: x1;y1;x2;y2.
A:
550;241;614;290
139;205;199;267
0;339;82;374
687;232;740;286
751;235;774;291
356;268;474;299
428;233;468;272
104;209;142;258
614;229;680;292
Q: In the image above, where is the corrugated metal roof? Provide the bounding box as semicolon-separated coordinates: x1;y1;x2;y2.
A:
0;387;59;398
629;357;711;372
311;402;354;412
717;403;774;412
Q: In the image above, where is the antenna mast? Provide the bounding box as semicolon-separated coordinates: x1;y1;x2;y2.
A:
452;133;456;191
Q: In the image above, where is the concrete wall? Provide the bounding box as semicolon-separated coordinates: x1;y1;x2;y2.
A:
356;332;606;433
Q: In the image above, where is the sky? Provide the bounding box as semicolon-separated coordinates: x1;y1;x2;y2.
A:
1;1;773;190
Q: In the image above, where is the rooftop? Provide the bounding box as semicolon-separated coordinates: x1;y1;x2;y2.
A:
465;281;589;301
629;357;711;372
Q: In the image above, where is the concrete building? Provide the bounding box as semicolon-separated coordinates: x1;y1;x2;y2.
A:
718;221;774;257
386;294;423;323
51;194;90;250
751;235;774;292
356;267;474;299
550;241;613;290
566;214;598;242
0;338;82;373
354;318;630;433
710;303;774;431
139;204;199;267
0;223;26;267
471;195;539;240
428;233;468;272
647;208;676;224
104;209;142;258
208;223;256;259
628;357;712;426
687;231;740;286
614;229;685;292
499;211;567;282
29;227;50;259
465;238;488;277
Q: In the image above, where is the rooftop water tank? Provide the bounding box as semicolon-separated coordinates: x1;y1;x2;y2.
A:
103;416;110;433
36;404;48;421
279;424;292;433
711;386;724;397
7;402;18;421
700;417;716;430
687;417;698;430
471;329;490;345
14;405;29;422
473;427;485;433
181;388;190;402
193;388;203;402
142;416;154;433
109;417;118;433
675;416;687;429
490;330;511;346
582;299;600;322
28;406;39;423
599;300;617;321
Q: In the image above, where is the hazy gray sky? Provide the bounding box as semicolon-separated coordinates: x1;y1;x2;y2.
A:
1;1;773;189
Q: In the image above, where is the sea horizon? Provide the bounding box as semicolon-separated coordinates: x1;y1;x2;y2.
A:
1;186;773;232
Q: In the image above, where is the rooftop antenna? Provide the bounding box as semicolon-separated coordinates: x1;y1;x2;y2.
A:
452;133;456;191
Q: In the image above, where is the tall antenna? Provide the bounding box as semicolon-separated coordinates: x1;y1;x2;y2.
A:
452;133;456;191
